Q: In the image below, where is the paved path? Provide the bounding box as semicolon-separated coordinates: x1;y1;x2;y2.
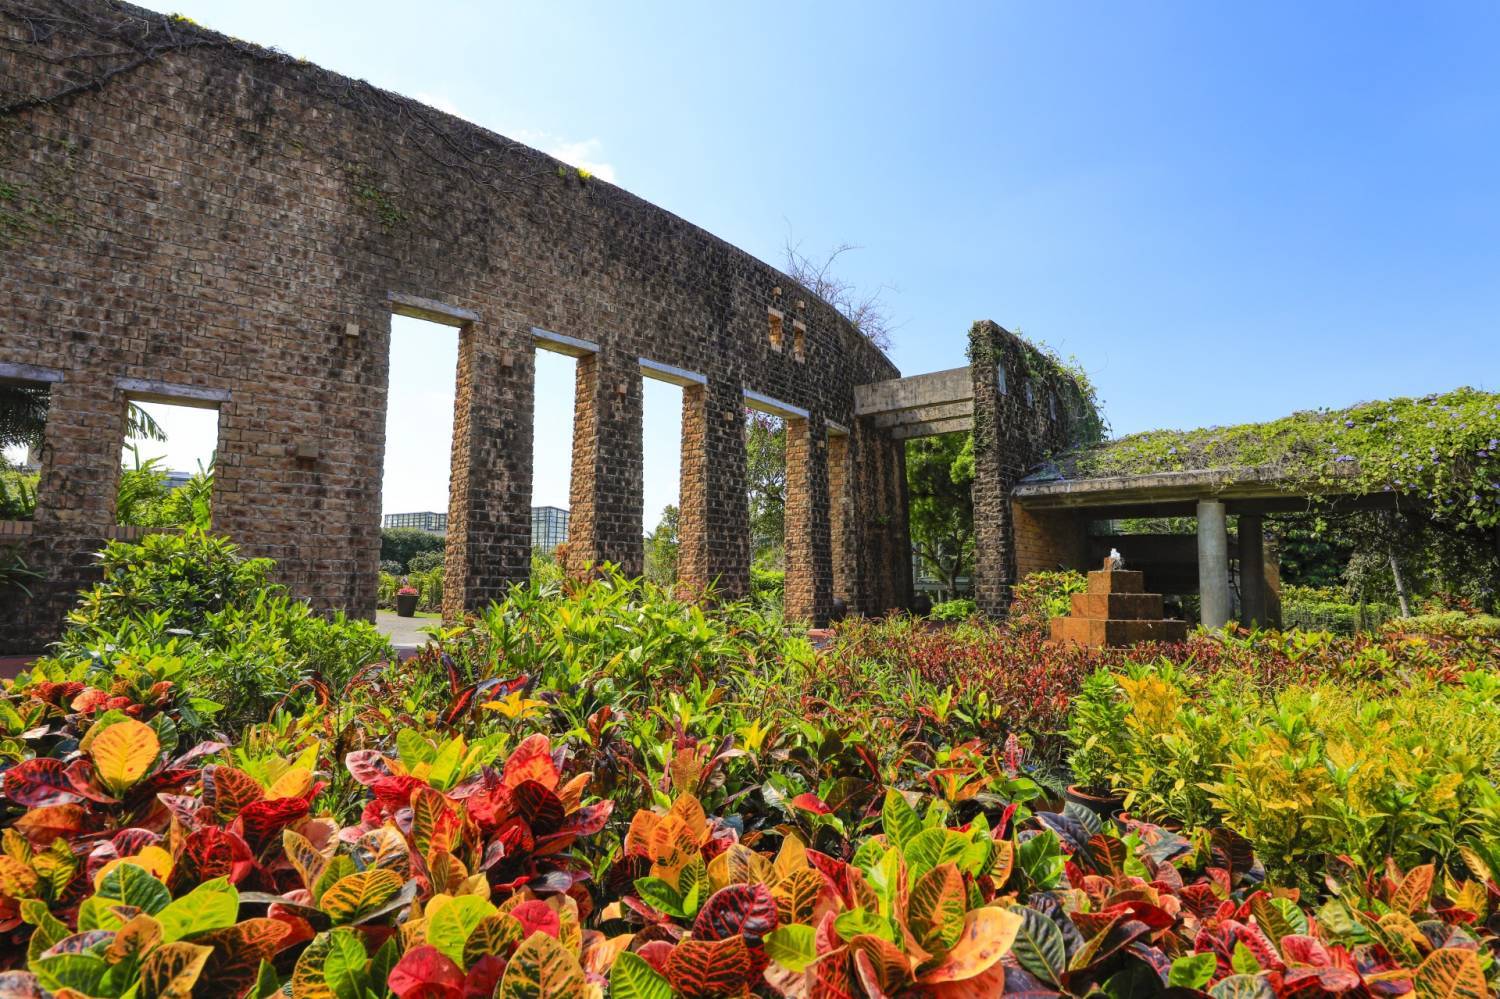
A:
377;610;438;653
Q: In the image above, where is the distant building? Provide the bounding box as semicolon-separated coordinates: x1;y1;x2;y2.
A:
384;510;447;534
382;506;569;550
531;505;569;551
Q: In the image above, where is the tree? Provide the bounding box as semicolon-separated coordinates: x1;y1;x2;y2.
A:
745;413;786;564
782;238;896;351
380;527;443;572
644;504;679;585
906;432;975;596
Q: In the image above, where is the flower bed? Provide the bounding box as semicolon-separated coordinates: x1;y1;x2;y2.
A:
0;535;1497;997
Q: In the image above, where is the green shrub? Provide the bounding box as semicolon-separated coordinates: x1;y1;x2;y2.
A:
1280;583;1398;634
1009;569;1087;635
1069;661;1500;884
1386;610;1500;638
380;527;442;571
48;530;391;733
929;597;976;621
406;549;445;574
0;462;38;519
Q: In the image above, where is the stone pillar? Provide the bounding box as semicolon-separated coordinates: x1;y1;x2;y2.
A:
826;432;851;605
566;350;644;577
1197;498;1231;629
445;323;534;619
846;418;910;615
1238;513;1267;627
677;379;750;599
784;413;832;626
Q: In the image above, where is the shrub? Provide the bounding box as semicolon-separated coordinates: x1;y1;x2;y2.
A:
1386;610;1500;638
406;549;445;574
1009;569;1087;636
929;596;976;620
379;526;442;570
45;531;391;733
1281;583;1398;634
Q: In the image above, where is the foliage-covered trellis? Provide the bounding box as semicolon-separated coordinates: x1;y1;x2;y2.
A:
1063;387;1500;530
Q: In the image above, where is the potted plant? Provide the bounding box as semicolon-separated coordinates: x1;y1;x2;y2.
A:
1063;669;1128;818
395;580;419;618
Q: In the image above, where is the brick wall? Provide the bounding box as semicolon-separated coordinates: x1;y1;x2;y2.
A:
1011;502;1088;579
968;322;1099;616
0;1;904;649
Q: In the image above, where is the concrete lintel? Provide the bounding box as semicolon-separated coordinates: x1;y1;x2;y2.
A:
638;357;707;387
115;377;230;408
871;400;973;429
1012;464;1364;509
744;388;810;421
825;420;850;437
854;367;973;417
0;361;65;384
890;415;974;440
387;291;479;327
531;326;599;357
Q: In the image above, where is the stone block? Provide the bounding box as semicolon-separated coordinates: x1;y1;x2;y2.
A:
1086;569;1145;595
1050;616;1188;646
1070;592;1164;620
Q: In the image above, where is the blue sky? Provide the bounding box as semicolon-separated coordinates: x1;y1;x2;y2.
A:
133;1;1500;527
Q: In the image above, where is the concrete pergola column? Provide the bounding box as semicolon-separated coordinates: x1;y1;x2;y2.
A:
1197;498;1232;628
1238;513;1267;627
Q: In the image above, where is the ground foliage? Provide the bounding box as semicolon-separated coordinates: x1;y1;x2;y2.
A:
1;540;1498;997
1060;387;1500;532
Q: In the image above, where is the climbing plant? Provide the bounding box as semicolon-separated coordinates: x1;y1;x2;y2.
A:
1067;387;1500;530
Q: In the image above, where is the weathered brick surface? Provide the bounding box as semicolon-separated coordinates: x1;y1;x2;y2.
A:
968;322;1095;617
783;413;832;624
1011;502;1088;580
0;1;903;649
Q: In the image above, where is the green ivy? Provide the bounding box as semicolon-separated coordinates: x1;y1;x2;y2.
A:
1066;387;1500;530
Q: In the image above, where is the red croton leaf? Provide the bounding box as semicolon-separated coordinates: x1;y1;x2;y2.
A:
461;954;505;999
508;899;561;939
388;945;465;999
790;793;832;815
666;937;754;999
510;781;565;835
200;766;265;821
344;750;392;786
192;917;291;996
12;804;89;846
236;796;311;853
693;884;778;943
3;758;87;807
502;734;560;791
169;826;253;893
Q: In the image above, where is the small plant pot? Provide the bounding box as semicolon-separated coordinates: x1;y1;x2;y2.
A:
1064;784;1124;819
395;593;419;618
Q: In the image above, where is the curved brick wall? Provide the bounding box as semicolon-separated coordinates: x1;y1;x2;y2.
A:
0;1;909;649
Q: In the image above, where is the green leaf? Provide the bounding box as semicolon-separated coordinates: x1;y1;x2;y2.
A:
79;864;171;929
1231;941;1261;976
1209;974;1276;999
765;924;818;973
1168;952;1217;989
633;876;688;918
21;898;70;964
1018;831;1064;890
882;789;923;850
1009;905;1067;987
156;876;238;942
609;951;673;999
834;907;895;944
425;895;496;965
248;959;281;999
903;827;966;882
32;952;110;995
323;927;372;999
907;863;965;955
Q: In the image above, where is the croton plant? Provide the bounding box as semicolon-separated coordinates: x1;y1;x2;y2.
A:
0;678;1497;998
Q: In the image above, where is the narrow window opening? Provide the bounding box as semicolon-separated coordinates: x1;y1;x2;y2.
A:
530;346;578;575
641;375;684;586
379;313;460;619
746;409;786;607
0;380;51;521
792;320;807;363
996;366;1008;395
767;309;785;352
116;397;219;531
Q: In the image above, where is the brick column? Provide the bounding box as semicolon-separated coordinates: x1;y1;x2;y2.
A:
565;349;644;577
970;345;1012;617
845;418;910;615
677;379;750;599
444;323;533;619
784;413;832;625
827;432;851;605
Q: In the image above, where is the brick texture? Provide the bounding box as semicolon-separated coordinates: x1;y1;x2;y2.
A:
0;2;904;649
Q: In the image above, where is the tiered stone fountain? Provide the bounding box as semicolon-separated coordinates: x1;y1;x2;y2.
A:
1050;555;1187;647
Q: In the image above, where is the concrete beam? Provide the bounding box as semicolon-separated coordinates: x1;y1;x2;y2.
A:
890;416;975;440
1197;498;1231;629
743;388;810;421
115;377;230;408
638;357;707;387
0;362;64;384
1012;464;1367;509
854;367;973;417
531;327;599;356
871;400;973;429
388;291;479;327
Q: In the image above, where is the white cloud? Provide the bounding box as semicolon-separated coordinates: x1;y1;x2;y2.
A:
514;130;618;183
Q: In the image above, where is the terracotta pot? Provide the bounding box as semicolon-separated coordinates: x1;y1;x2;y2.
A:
395;593;418;617
1064;784;1124;819
1115;810;1185;833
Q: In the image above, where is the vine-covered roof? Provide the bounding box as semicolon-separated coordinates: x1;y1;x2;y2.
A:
1031;387;1500;529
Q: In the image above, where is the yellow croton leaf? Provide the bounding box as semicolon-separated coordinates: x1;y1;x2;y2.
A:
94;847;174;890
265;766;315;801
89;719;161;796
